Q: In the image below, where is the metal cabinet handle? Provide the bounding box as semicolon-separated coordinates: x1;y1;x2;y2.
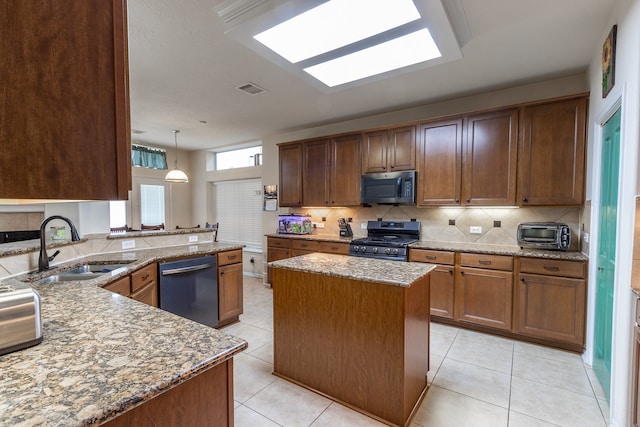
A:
142;273;150;280
543;266;560;271
426;255;437;260
227;255;237;260
478;260;492;265
220;271;225;276
460;271;465;275
522;197;528;203
466;198;471;203
455;199;460;203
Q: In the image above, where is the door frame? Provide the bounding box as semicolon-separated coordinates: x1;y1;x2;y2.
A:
586;82;636;423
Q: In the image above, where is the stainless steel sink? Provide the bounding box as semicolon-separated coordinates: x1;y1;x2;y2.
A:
37;262;131;284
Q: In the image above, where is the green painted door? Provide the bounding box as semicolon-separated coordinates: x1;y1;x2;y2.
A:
594;108;621;402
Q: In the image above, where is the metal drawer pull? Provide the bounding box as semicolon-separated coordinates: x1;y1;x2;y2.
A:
330;246;339;250
227;255;237;260
478;260;492;265
543;266;560;271
426;255;437;260
141;274;150;280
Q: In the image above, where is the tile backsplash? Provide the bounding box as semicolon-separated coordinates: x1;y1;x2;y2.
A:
0;212;44;231
290;205;582;251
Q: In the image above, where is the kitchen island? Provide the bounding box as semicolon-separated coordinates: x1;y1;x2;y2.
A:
0;242;248;426
270;253;435;427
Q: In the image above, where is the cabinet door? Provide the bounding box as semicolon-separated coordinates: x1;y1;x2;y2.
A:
0;0;130;200
130;281;158;308
417;119;463;205
362;130;387;173
430;265;455;319
279;143;303;207
518;97;587;206
318;241;350;255
463;109;518;205
330;134;361;206
218;263;243;323
302;139;329;206
515;273;585;345
456;267;513;330
388;126;416;171
103;276;131;297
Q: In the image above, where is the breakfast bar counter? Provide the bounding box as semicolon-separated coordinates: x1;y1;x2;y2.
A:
270;253;435;427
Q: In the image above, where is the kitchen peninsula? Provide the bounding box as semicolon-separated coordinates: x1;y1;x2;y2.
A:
0;242;247;426
270;253;434;427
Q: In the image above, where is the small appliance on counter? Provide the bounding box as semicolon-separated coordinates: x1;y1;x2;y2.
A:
517;222;571;250
0;281;43;356
338;218;353;237
278;214;313;235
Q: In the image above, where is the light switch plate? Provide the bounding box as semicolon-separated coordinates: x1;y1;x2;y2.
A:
188;235;198;242
121;240;135;249
361;222;367;229
316;223;325;228
470;226;482;234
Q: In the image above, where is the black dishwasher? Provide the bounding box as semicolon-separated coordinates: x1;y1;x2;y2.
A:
158;255;218;327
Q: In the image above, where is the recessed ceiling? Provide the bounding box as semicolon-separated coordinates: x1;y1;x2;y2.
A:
127;0;616;151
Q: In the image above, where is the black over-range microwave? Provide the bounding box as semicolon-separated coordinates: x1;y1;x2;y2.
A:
361;170;415;205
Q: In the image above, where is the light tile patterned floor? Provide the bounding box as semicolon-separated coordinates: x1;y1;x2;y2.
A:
221;277;609;427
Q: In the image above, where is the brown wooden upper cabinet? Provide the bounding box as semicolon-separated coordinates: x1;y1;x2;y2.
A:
278;143;303;207
417;108;518;206
518;96;587;206
0;0;131;200
300;134;361;207
362;125;416;173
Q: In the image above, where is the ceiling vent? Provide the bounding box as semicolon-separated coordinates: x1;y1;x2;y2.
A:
236;82;267;95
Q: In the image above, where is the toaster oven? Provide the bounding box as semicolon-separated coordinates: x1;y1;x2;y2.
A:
517;222;571;250
0;280;43;355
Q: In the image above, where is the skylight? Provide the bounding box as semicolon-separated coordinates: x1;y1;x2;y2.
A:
253;0;421;64
304;28;440;87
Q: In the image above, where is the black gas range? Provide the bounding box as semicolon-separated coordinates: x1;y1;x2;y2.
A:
349;220;420;262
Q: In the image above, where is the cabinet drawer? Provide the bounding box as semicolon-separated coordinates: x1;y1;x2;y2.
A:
519;257;585;278
218;249;242;266
291;240;319;251
268;237;290;249
460;253;513;271
409;249;454;265
103;276;131;296
319;241;350;255
131;263;157;292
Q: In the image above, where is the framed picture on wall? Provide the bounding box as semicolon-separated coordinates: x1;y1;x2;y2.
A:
602;25;617;98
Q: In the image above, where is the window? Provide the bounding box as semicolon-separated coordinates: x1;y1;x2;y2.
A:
140;184;165;226
132;144;168;169
215;146;262;170
109;201;127;228
213;179;262;248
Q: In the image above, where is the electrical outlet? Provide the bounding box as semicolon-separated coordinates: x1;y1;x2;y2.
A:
189;245;198;252
250;257;255;264
121;240;135;249
583;232;589;243
470;226;482;234
316;222;325;228
361;222;367;229
188;235;198;242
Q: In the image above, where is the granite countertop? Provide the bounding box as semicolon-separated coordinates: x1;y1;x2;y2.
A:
265;232;354;243
0;242;248;427
265;233;587;261
269;253;436;286
409;241;589;261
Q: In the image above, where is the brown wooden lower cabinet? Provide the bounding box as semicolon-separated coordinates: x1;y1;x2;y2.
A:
456;266;513;331
102;262;158;308
266;237;350;284
102;359;235;427
217;249;244;327
409;249;455;319
272;266;430;427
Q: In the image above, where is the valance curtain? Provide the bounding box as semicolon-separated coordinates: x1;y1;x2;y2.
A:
132;144;168;169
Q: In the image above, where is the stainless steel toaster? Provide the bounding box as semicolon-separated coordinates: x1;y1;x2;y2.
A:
0;280;43;356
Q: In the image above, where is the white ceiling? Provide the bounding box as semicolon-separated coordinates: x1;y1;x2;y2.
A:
127;0;616;151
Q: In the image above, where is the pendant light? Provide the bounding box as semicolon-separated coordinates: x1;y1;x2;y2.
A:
165;129;189;183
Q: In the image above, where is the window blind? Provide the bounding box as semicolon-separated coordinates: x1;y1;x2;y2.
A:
213;179;262;249
140;184;165;226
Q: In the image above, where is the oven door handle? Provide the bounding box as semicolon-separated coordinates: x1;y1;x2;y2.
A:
161;262;216;276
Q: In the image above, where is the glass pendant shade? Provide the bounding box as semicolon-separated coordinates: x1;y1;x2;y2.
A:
165;129;189;183
165;168;189;183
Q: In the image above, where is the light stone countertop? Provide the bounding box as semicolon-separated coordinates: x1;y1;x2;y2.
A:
265;233;588;262
0;242;247;427
269;252;436;286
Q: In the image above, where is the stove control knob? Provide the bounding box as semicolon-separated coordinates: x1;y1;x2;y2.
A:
384;248;391;255
352;246;359;252
392;248;399;255
372;247;378;254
